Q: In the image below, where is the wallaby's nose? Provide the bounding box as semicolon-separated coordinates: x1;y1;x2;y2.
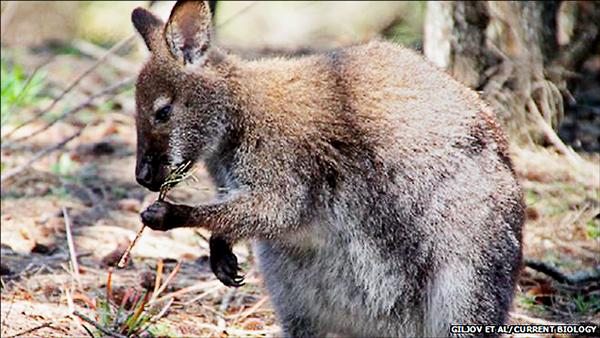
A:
136;163;154;189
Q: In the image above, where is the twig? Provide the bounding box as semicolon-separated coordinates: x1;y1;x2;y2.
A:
72;39;139;74
524;259;600;285
148;262;182;305
4;34;135;139
4;321;54;338
194;229;210;244
149;279;221;305
158;161;193;201
183;284;223;305
80;324;95;338
73;311;128;338
1;293;16;335
117;162;193;268
63;207;81;288
117;225;146;269
9;76;134;143
229;296;269;323
0;127;84;183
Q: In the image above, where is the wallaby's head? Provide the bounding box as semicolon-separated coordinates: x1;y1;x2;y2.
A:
132;0;231;191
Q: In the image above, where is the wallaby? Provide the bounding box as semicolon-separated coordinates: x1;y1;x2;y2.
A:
132;1;524;337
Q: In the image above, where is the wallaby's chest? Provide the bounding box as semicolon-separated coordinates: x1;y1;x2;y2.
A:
254;222;419;336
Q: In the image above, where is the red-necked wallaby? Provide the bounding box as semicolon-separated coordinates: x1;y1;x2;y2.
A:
132;1;523;336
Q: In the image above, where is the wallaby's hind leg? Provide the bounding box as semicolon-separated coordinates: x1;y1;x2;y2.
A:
277;314;326;338
424;258;518;337
254;241;328;338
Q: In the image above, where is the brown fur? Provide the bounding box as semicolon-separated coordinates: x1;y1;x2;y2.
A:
132;2;524;337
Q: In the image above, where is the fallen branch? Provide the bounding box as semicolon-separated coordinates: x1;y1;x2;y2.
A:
0;128;84;183
4;35;135;139
524;259;600;285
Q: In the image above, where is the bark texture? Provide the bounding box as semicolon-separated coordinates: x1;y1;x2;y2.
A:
424;1;600;150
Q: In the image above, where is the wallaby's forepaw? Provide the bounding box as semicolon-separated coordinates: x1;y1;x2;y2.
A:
210;236;244;287
141;200;182;231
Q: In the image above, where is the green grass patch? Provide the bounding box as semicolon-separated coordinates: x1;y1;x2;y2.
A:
50;153;78;178
0;58;47;125
517;294;546;314
586;218;600;240
81;264;179;337
573;294;600;316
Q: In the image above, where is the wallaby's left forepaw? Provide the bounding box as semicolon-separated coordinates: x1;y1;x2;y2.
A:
210;236;245;287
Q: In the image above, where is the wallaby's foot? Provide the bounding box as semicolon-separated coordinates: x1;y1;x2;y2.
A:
141;200;188;231
210;236;244;287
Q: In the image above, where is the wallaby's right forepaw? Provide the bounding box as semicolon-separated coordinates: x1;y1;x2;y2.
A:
141;200;174;231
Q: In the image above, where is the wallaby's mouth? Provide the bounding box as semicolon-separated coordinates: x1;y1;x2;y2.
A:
136;160;170;192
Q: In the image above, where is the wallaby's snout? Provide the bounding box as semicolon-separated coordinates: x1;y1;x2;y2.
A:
135;159;152;189
135;155;168;192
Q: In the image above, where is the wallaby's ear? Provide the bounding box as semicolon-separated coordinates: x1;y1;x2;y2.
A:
164;0;212;65
132;7;164;53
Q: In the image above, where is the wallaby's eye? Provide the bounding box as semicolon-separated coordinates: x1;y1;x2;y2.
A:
155;105;171;123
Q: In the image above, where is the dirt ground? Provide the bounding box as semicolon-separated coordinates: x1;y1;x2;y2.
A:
1;44;599;337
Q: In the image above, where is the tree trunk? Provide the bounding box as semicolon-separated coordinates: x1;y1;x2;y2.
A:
424;1;600;150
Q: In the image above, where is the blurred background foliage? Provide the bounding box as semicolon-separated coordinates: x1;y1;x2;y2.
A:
0;1;424;49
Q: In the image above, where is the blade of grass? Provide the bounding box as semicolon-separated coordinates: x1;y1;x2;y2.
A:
125;291;149;336
4;36;135;139
63;207;81;288
148;262;182;305
106;268;113;304
153;259;164;296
